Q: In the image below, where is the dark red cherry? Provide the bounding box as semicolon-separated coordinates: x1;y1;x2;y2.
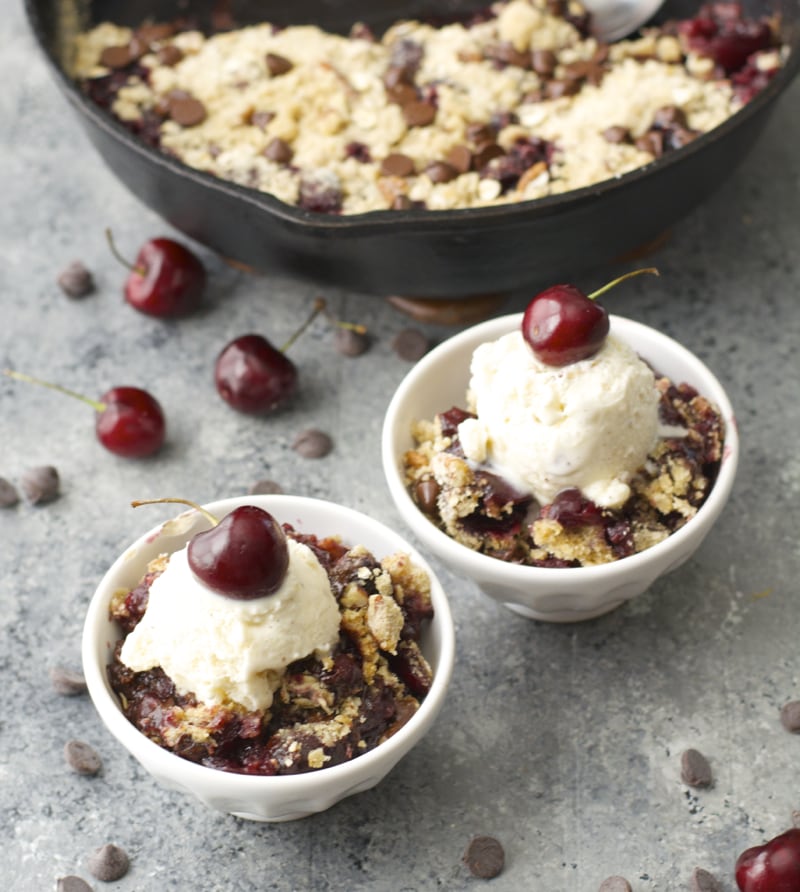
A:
188;505;290;599
735;828;800;892
2;370;165;458
215;334;298;414
214;298;327;414
521;268;658;366
106;229;206;317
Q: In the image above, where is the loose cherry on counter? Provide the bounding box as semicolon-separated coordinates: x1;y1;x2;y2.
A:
105;228;206;317
735;828;800;892
132;498;289;599
214;297;327;414
3;369;165;458
521;267;659;366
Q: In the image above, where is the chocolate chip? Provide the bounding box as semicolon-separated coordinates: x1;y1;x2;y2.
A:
690;867;722;891
64;739;102;776
57;260;95;298
20;465;59;505
266;52;293;76
0;477;19;508
598;878;632;892
531;48;558;75
391;327;430;361
602;125;631;144
386;82;419;106
415;478;440;514
545;78;581;99
635;130;664;157
334;327;370;357
472;142;505;170
391;195;414;210
380;153;415;178
384;65;414;91
466;123;494;147
780;700;800;733
56;877;93;892
248;110;274;130
403;100;436;128
167;93;207;127
292;429;333;459
463;835;504;879
446;144;472;174
50;666;87;696
248;479;285;498
99;44;134;69
680;748;712;787
156;44;184;66
424;161;459;184
264;137;293;164
87;844;129;882
485;41;531;69
653;105;687;128
134;22;175;46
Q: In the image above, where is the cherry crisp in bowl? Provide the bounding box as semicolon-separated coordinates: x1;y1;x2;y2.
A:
381;312;738;622
82;494;455;821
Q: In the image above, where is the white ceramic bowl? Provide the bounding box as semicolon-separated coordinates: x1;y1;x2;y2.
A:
82;495;455;822
382;314;738;623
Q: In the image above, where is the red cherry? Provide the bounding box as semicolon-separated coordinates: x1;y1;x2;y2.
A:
132;499;290;600
521;267;659;366
214;298;327;415
215;334;298;414
106;229;206;317
735;828;800;892
3;370;165;458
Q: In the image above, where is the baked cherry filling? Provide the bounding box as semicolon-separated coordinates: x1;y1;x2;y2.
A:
108;527;434;775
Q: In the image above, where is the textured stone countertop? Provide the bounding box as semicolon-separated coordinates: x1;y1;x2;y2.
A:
3;3;800;891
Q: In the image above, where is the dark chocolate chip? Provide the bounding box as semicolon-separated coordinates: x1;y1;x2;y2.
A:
264;137;293;164
545;78;581;99
463;835;505;879
87;844;129;882
780;700;800;733
381;153;415;177
446;144;472;174
386;82;419;106
598;878;632;892
391;195;414;210
0;476;19;508
424;161;459;184
249;110;275;130
292;429;333;459
50;666;87;696
56;877;93;892
485;41;531;68
64;739;102;776
635;130;665;157
57;260;95;298
653;105;687;128
531;48;558;75
168;93;207;127
690;867;722;891
680;748;712;788
384;65;414;91
99;45;134;69
391;327;430;361
156;44;184;66
134;22;176;46
472;142;505;170
415;479;440;514
20;465;59;505
248;478;284;495
403;100;436;128
466;123;494;147
602;125;631;144
266;52;293;76
334;327;370;357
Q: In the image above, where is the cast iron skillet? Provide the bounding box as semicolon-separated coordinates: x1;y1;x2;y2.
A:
24;0;800;299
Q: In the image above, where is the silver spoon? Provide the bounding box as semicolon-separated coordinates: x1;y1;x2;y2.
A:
583;0;665;42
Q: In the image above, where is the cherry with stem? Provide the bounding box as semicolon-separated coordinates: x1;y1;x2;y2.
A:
3;369;165;458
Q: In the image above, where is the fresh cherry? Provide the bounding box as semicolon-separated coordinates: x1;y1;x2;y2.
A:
521;267;659;366
215;298;326;414
735;828;800;892
3;370;165;458
106;228;206;317
132;498;289;599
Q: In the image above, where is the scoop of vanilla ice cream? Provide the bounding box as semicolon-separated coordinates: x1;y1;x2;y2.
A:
458;330;659;509
120;537;341;712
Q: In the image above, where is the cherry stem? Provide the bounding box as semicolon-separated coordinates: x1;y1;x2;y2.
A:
321;301;367;335
105;227;145;277
131;497;219;527
2;368;106;413
587;267;659;301
280;297;327;353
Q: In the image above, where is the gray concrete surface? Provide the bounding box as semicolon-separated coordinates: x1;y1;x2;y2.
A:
2;2;799;890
